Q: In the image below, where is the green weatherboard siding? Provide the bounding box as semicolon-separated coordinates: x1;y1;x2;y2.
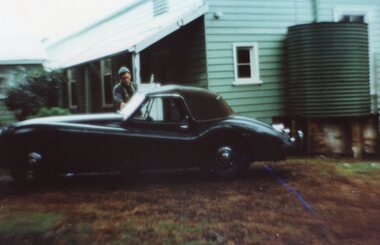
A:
204;0;380;121
204;0;315;122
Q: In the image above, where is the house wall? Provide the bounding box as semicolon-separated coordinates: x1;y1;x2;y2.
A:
62;16;207;114
204;0;315;122
204;0;380;123
140;17;207;87
64;15;208;113
170;17;207;87
61;52;132;114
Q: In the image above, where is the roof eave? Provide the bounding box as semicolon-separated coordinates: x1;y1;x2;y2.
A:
47;0;147;48
130;3;209;53
0;59;46;65
49;2;209;69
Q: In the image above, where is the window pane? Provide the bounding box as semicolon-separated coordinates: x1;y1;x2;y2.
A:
185;92;233;121
238;65;251;78
351;15;364;23
104;59;112;73
136;98;164;121
138;100;150;119
71;81;78;106
340;15;364;23
340;15;350;22
149;98;163;121
163;97;186;122
237;48;250;63
104;74;113;105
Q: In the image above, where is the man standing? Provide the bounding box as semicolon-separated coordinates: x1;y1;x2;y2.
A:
113;66;137;110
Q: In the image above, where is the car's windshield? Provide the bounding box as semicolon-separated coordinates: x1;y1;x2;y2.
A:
119;92;146;119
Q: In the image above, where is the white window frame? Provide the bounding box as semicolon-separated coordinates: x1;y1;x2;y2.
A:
334;6;375;96
233;42;262;85
67;69;78;109
100;58;114;108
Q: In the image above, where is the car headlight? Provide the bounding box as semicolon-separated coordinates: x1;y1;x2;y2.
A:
0;126;11;136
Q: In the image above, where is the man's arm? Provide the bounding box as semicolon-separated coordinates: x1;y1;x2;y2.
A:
113;85;124;110
132;82;138;93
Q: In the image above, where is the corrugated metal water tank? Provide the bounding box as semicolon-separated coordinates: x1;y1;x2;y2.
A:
287;22;370;117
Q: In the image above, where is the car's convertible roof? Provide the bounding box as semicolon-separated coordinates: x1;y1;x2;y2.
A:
143;85;233;121
144;85;215;98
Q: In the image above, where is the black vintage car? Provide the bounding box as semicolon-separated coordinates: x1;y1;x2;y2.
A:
0;85;297;181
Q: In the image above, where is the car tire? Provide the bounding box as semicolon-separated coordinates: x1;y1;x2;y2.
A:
210;144;249;179
9;154;30;183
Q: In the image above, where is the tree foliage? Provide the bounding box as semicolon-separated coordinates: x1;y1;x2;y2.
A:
4;70;64;120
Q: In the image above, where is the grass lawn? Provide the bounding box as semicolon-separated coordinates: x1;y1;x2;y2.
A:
0;156;379;244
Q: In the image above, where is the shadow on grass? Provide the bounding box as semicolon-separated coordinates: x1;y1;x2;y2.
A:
0;163;297;197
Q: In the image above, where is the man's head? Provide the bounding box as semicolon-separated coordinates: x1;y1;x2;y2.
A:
118;66;131;85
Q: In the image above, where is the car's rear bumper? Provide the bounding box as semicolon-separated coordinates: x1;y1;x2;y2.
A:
249;129;304;162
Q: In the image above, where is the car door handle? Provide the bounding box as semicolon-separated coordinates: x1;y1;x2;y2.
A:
180;124;189;130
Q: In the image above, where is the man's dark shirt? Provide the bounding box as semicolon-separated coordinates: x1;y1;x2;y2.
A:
113;82;137;110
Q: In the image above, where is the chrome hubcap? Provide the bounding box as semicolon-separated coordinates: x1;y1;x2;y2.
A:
28;152;42;165
217;146;233;168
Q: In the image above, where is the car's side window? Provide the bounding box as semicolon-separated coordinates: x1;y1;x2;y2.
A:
145;97;164;121
133;97;187;123
132;99;159;121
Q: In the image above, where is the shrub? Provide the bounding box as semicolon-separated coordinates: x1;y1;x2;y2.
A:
4;70;64;120
28;107;71;119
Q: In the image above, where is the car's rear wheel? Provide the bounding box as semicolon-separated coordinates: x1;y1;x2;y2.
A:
210;144;249;179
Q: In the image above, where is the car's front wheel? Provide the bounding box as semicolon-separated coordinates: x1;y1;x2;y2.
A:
10;150;57;183
9;154;30;183
209;144;249;179
10;153;31;183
